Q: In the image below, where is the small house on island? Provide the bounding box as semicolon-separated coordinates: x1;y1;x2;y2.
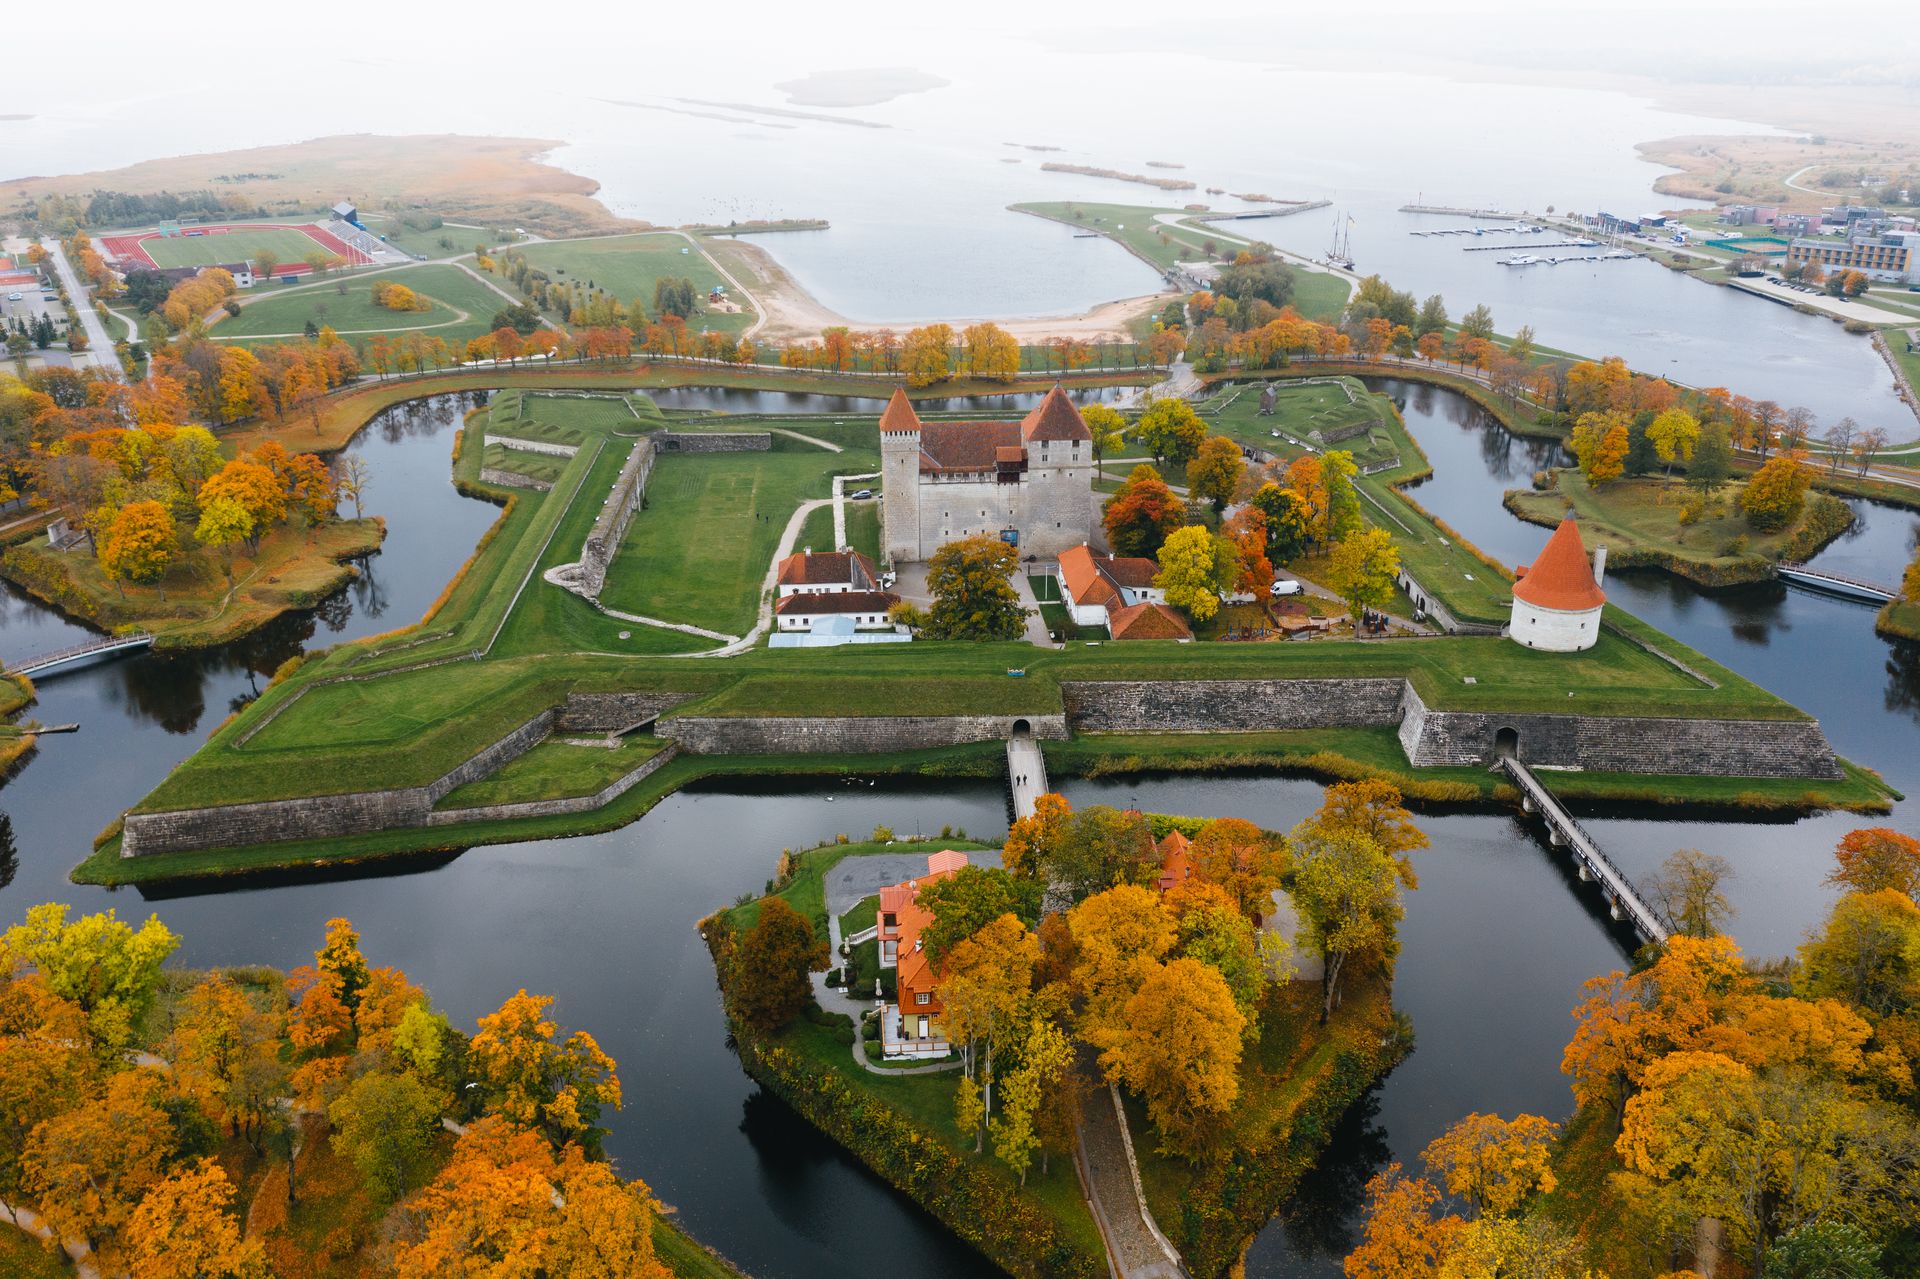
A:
875;850;971;1059
1509;514;1607;652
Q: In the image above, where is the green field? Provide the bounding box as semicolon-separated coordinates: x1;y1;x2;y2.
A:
141;226;338;270
600;443;877;634
797;498;881;563
212;264;510;343
508;233;757;334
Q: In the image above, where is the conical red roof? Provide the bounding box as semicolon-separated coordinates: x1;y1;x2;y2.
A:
879;388;920;434
1513;515;1605;612
1019;385;1091;443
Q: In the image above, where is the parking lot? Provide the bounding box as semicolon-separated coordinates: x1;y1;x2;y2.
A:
0;268;62;344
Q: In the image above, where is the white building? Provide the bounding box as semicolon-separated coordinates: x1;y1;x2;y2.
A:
1509;514;1607;652
879;385;1095;564
775;549;884;597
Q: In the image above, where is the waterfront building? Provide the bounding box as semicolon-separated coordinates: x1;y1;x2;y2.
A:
875;851;970;1059
1785;229;1918;283
1509;515;1607;652
879;385;1095;564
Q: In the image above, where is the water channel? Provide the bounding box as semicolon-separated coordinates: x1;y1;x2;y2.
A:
0;384;1913;1279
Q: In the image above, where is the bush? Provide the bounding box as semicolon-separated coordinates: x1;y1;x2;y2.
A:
1719;533;1751;557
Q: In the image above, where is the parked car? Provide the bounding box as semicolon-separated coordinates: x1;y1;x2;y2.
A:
850;488;874;500
1270;578;1302;597
4;293;19;302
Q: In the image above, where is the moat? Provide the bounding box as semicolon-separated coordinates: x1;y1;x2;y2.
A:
1;385;1914;1279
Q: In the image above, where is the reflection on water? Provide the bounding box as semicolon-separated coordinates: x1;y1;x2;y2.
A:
643;384;1134;417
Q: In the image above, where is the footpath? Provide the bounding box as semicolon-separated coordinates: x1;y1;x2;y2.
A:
1073;1054;1187;1279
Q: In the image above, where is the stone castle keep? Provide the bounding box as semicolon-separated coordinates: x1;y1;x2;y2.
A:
879;385;1095;563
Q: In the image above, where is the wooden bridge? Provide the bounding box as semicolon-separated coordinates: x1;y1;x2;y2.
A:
1006;724;1049;820
1776;562;1897;603
1499;757;1670;944
9;633;154;680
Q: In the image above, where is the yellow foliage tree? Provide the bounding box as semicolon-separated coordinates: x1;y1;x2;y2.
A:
1419;1112;1559;1218
123;1159;269;1279
99;499;178;593
470;989;623;1153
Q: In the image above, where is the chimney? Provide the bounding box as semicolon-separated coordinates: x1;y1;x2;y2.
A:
1592;545;1608;589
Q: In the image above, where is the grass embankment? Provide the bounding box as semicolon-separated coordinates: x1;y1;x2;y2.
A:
211;264;509;346
1508;470;1857;587
435;735;666;809
1878;597;1920;641
797;500;880;562
0;518;385;648
501;233;758;335
1010;201;1351;320
601;441;878;635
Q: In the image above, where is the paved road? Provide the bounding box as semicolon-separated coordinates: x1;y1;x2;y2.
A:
41;237;122;380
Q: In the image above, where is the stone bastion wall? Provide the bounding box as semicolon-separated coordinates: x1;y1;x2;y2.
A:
653;432;772;453
120;677;1841;858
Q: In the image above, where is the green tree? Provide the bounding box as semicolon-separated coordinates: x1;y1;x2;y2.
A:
917;866;1043;964
1325;527;1401;622
0;904;179;1055
925;534;1024;640
1135;397;1207;464
1415;295;1448;336
728;898;830;1033
1689;420;1733;491
1250;482;1312;563
1763;1221;1885;1279
1322;449;1362;543
1290;822;1414;1021
1154;525;1239;623
1459;303;1496;341
328;1070;441;1201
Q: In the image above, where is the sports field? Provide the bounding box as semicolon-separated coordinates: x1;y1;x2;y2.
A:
211;264;510;343
508;233;756;334
103;223;366;273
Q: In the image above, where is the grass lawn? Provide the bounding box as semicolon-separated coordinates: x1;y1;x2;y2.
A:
506;233;757;335
212;264;509;344
796;498;880;563
0;1229;67;1279
481;442;568;484
600;445;877;635
437;735;665;809
1193;376;1393;462
141;225;339;271
1877;597;1920;641
1510;469;1853;584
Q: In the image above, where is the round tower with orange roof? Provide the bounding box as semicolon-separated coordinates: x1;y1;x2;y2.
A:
1509;513;1607;652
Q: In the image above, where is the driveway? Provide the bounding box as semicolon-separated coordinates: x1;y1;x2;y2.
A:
823;847;1004;923
41;237;121;380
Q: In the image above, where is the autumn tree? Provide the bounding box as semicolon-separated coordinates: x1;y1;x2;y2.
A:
1221;507;1275;596
123;1159;269;1279
1325;527;1401;622
167;974;288;1152
1154;524;1240;622
0;903;179;1055
1290;820;1414;1022
1827;828;1920;899
1134;397;1207;464
1343;1165;1463;1279
917;867;1042;963
1185;435;1244;514
1797;889;1920;1019
470;989;623;1153
925;533;1024;640
1080;403;1127;468
1741;453;1812;531
1647;408;1701;477
1004;792;1072;881
994;1015;1074;1185
1069;884;1176;1063
100;499;178;594
1166;880;1271;1027
940;914;1038;1147
24;1069;176;1249
1112;957;1245;1159
961;322;1021;382
329;1069;441;1201
1187;817;1289;921
1572;410;1631;486
1046;804;1160;900
0;974;94;1220
1420;1112;1558;1218
1102;464;1187;558
1643;848;1736;940
901;324;955;388
727;898;829;1035
198;459;285;552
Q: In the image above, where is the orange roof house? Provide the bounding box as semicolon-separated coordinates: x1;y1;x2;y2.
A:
1510;515;1607;653
775;549;883;595
1057;543;1191;641
873;851;971;1059
1155;829;1194;892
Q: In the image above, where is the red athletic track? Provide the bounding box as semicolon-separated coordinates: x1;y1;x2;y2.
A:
100;223;370;275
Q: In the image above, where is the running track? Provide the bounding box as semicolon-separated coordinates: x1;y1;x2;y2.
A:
100;223;368;275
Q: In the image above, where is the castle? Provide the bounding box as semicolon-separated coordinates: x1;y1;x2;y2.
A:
1509;514;1607;652
879;386;1095;564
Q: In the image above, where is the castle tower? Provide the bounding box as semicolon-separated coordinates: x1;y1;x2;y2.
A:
878;389;923;564
1509;514;1606;652
1017;386;1094;558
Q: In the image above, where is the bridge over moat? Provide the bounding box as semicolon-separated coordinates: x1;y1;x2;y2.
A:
9;633;154;680
1500;756;1670;944
1006;721;1048;820
1776;562;1897;603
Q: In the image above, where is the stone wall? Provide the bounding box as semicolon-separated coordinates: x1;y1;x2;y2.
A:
555;691;698;733
662;713;1068;755
483;434;578;458
1397;685;1844;779
426;745;680;825
1062;679;1408;733
573;438;654;598
478;467;553;492
654;432;771;453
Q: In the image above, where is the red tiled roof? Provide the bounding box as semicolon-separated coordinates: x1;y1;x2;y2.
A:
775;550;879;588
774;590;899;616
927;850;971;875
1108;601;1192;641
880;388;921;434
1020;386;1092;444
918;420;1023;472
1059;544;1159;612
1156;829;1193;892
1099;555;1159;589
1512;515;1605;613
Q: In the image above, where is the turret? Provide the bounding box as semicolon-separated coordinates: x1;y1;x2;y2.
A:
879;389;923;564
